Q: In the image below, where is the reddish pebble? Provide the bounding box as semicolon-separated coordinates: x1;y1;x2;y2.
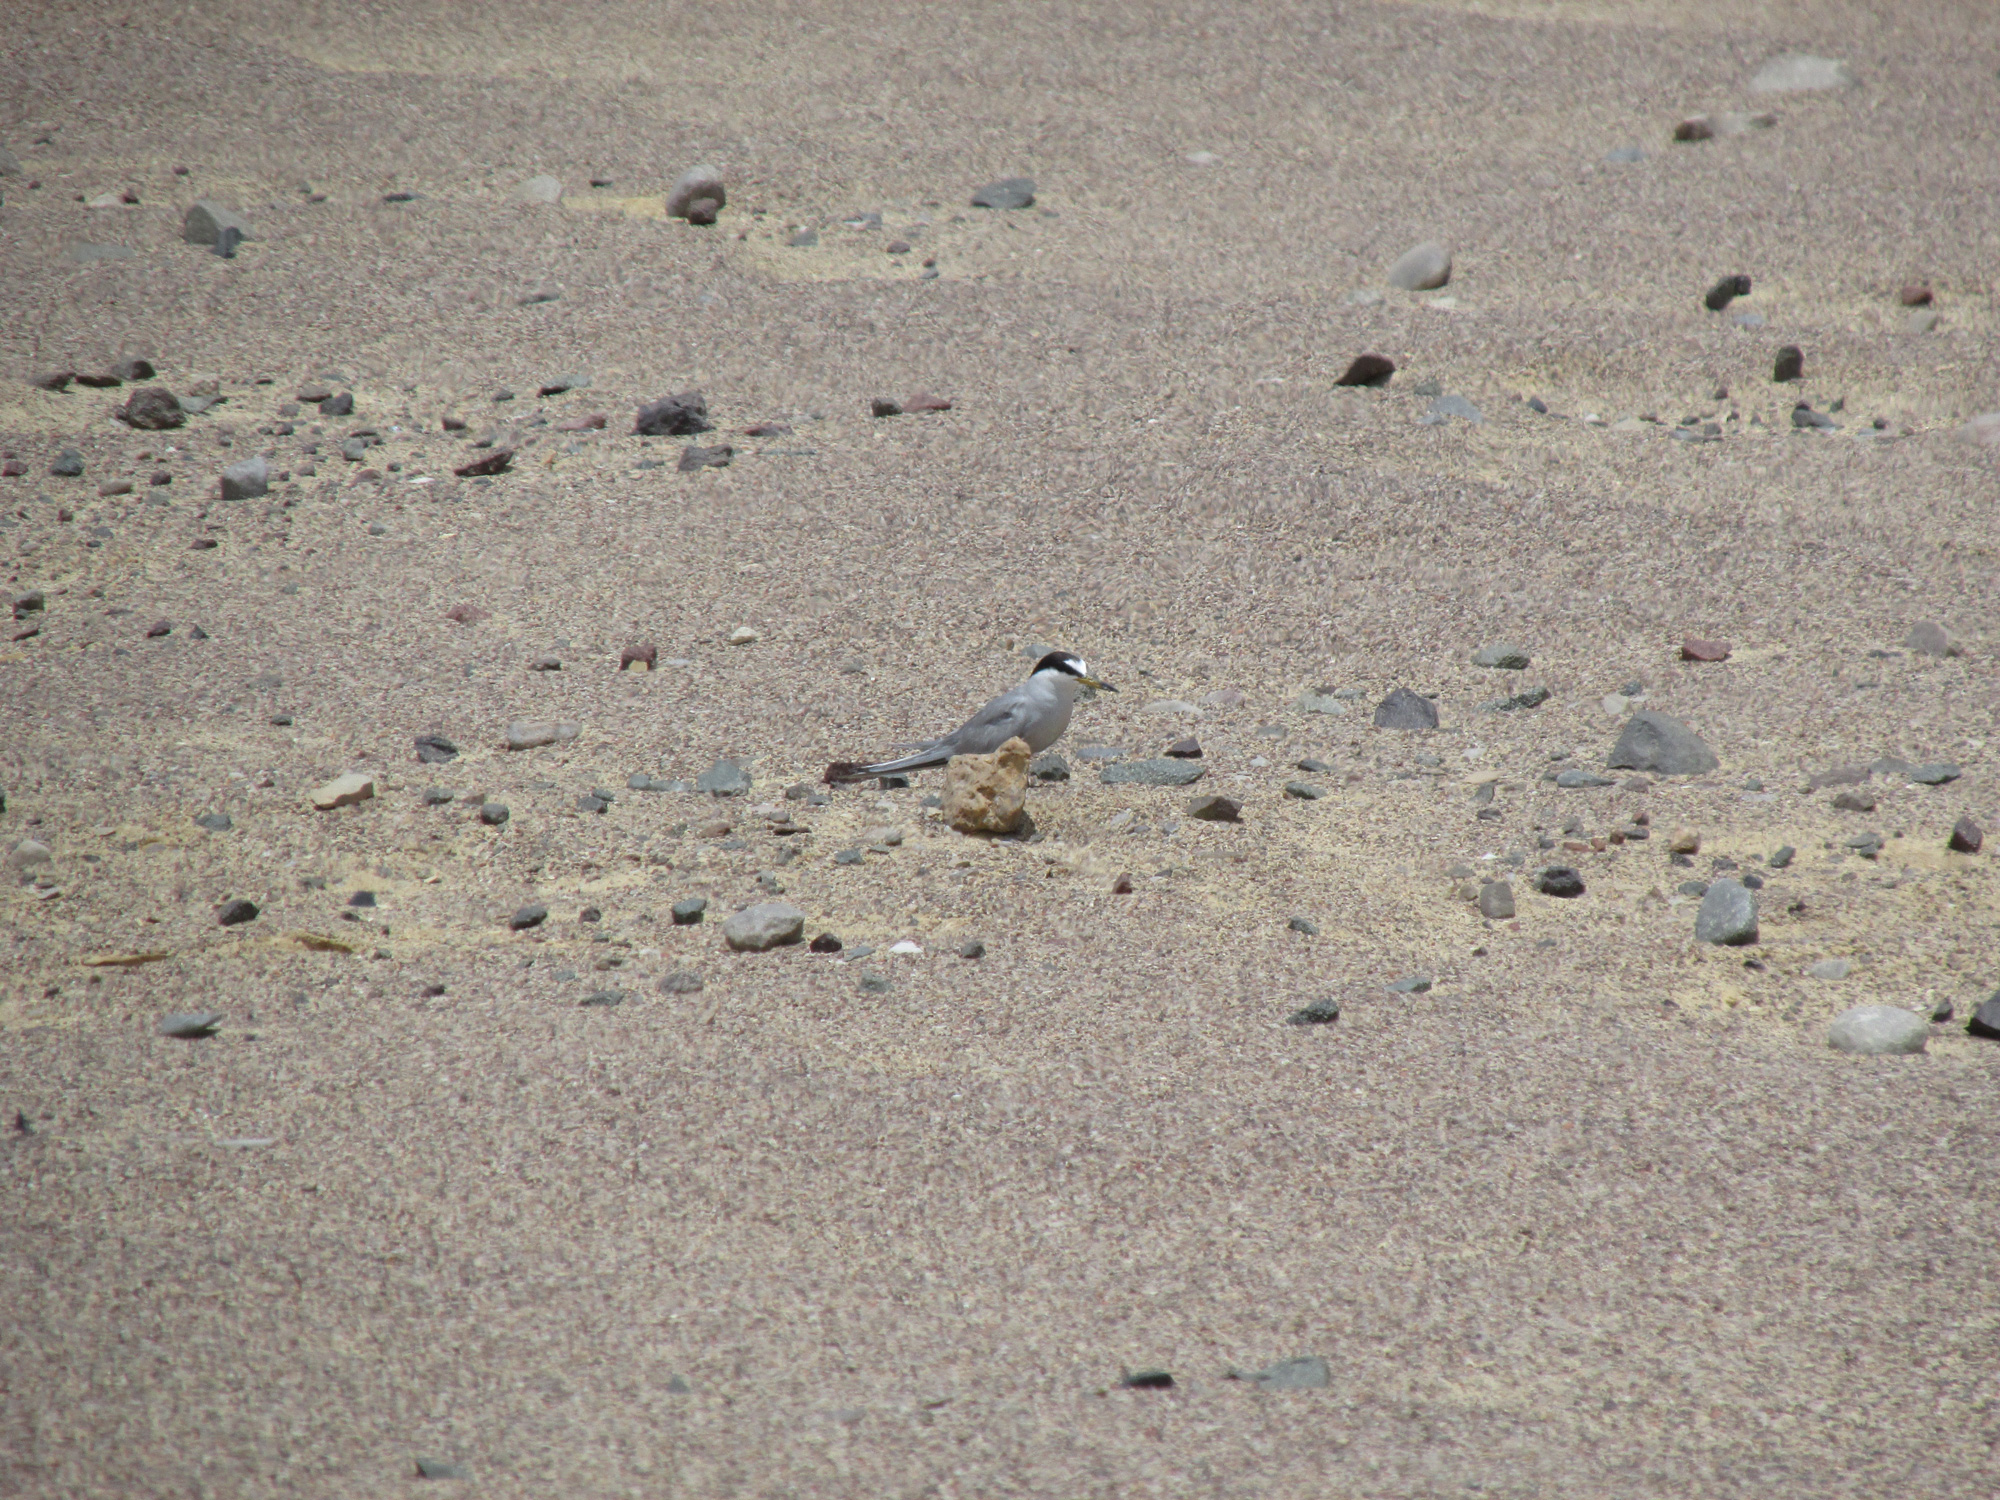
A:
150;470;171;486
1899;284;1933;306
886;240;912;255
145;620;171;637
1;461;25;478
444;602;489;625
903;392;952;412
1681;636;1731;662
620;642;657;671
555;412;607;432
743;421;792;437
1111;873;1134;894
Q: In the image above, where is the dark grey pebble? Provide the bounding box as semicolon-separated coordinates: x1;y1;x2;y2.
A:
835;848;863;865
510;902;548;930
1387;974;1432;994
1845;832;1884;859
1483;687;1550;713
1297;758;1330;773
1030;752;1071;782
414;733;458;764
1186;794;1240;821
678;443;732;472
1607;711;1718;775
810;932;844;953
971;177;1036;209
633;391;712;437
51;449;83;477
413;1458;467;1480
1772;345;1803;382
859;971;891;993
1556;768;1615;788
671;897;707;925
579;989;625;1007
871;397;902;417
1283;781;1326;800
1334;354;1395;387
319;392;354;417
1164;737;1203;759
1908;762;1961;785
1536;866;1585;897
422;787;454;806
697;759;751;795
1372;687;1438;730
194;812;232;831
659;971;703;994
1968;995;2000;1041
959;939;985;959
1288;999;1340;1026
1678;880;1710;897
478;802;509;826
1705;274;1751;311
1949;815;1983;854
1768;845;1795;868
157;1011;223;1039
576;793;609;814
348;891;376;907
216;898;259;926
1288;915;1320;935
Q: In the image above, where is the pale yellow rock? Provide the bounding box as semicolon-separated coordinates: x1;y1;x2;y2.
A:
943;736;1031;834
310;772;375;811
1668;825;1700;854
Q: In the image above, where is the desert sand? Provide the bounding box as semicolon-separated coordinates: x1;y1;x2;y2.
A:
3;1;1999;1494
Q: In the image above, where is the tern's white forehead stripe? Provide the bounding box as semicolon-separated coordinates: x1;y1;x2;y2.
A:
1072;659;1089;678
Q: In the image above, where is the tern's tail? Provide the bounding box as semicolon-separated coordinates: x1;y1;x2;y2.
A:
823;744;952;784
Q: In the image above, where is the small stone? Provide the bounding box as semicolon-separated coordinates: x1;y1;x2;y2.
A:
1791;404;1833;430
1809;959;1852;981
115;386;186;431
678;444;732;472
1287;916;1320;935
1832;789;1878;813
1386;240;1451;291
1334;354;1395;387
726;626;760;646
1906;308;1940;334
578;988;625;1008
1695;879;1758;945
1372;687;1438;731
697;759;752;796
1948;815;1983;854
1556;768;1615;788
182;200;253;246
1295;688;1347;715
1484;687;1551;713
1749;54;1854;92
1845;832;1885;859
1900;284;1934;307
50;450;83;477
216;898;259;927
505;721;579;751
1282;781;1326;800
1681;636;1731;662
514;174;561;204
7;839;53;870
621;643;656;671
1288;999;1340;1026
1668;826;1700;854
145;619;172;638
944;736;1030;834
1608;711;1717;775
671;897;707;925
1018;751;1072;784
158;1011;223;1039
413;734;458;764
1101;758;1206;787
1121;1370;1175;1389
1903;621;1960;658
1535;866;1585;898
348;891;377;908
529;654;562;672
319;392;354;418
659;970;703;994
1772;345;1804;383
834;848;863;866
1238;1356;1331;1391
1478;881;1516;919
1386;974;1431;994
413;1458;468;1480
1471;643;1529;670
478;802;509;826
509;903;548;930
858;971;892;993
309;772;374;810
1187;795;1241;823
453;449;512;477
903;392;952;413
633;391;712;437
1810;765;1870;789
809;933;844;953
218;454;268;501
1161;737;1203;759
666;166;726;220
723;902;806;951
870;397;903;418
970;177;1035;210
1704;274;1752;311
194;812;232;831
1967;996;2000;1041
1768;845;1795;869
576;793;609;814
1827;1005;1928;1056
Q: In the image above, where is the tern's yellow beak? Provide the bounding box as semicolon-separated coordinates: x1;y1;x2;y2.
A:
1079;674;1116;692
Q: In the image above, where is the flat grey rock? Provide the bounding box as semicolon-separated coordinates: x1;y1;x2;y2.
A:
182;199;253;246
1420;394;1481;425
1808;959;1852;981
1907;762;1960;785
194;812;232;831
1750;54;1854;92
971;177;1036;209
69;242;136;263
1471;643;1530;670
1029;752;1070;782
723;901;805;951
509;902;547;930
1372;687;1438;730
1387;974;1432;994
514;174;562;204
659;970;703;994
1694;879;1758;945
505;720;579;751
1827;1005;1928;1056
218;454;268;501
1386;240;1452;291
1100;758;1205;787
157;1011;223;1038
1485;687;1550;713
1295;690;1347;715
1237;1355;1330;1390
671;897;707;925
1556;768;1615;788
1607;711;1718;775
697;758;752;795
1478;881;1515;919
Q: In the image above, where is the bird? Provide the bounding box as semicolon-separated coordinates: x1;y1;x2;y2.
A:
825;650;1116;783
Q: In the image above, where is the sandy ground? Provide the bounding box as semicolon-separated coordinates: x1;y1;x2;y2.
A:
3;1;2000;1494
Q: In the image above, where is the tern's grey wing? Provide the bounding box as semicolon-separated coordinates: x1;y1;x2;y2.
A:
943;685;1041;756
